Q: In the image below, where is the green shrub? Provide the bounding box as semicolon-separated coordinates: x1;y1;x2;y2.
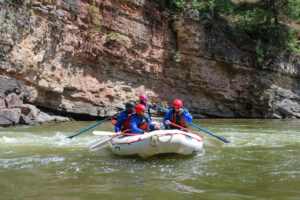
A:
88;0;99;14
106;32;124;41
88;0;102;35
171;49;181;63
169;0;300;67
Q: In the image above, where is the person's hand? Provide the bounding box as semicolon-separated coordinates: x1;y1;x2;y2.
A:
152;103;156;106
165;120;170;125
154;124;161;130
178;108;184;115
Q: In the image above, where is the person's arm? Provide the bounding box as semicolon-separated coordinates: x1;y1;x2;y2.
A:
149;122;155;130
130;116;144;134
114;112;126;132
163;110;172;126
145;115;155;130
182;108;193;123
149;102;157;110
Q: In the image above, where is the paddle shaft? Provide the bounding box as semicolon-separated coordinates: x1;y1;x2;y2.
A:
89;129;129;150
169;122;204;138
189;122;230;143
67;109;125;139
157;105;230;143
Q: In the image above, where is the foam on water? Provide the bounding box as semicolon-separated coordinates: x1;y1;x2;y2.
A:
0;131;102;149
0;154;66;169
214;128;300;148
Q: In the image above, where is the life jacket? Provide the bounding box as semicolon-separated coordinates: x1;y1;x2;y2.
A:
134;114;149;131
123;113;133;131
171;109;186;128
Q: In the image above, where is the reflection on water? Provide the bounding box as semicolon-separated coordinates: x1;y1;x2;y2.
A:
0;119;300;200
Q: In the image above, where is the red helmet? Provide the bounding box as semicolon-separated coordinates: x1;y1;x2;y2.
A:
173;99;183;108
135;104;146;114
139;94;148;100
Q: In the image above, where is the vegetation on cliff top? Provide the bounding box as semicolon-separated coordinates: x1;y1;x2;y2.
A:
170;0;300;67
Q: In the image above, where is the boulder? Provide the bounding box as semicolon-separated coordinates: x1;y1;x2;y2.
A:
0;116;12;127
21;104;40;120
0;98;5;109
37;111;71;123
5;93;23;108
19;114;33;125
0;108;21;126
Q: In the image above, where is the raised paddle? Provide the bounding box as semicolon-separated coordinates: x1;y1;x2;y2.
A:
66;109;125;139
169;122;224;147
157;105;230;144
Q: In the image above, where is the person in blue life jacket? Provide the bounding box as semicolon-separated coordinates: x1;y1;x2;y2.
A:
139;94;157;118
130;104;161;134
114;102;136;133
163;99;193;129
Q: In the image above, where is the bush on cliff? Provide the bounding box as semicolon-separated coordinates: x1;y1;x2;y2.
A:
169;0;300;67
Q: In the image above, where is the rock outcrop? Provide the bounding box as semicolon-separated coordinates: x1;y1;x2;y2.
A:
0;0;299;126
0;75;70;126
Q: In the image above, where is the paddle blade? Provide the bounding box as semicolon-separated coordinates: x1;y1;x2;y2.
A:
216;136;231;143
66;136;74;139
93;131;115;136
89;138;110;150
206;137;224;147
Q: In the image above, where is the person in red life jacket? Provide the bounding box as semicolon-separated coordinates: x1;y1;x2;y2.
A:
138;94;157;118
163;99;193;129
130;104;161;134
114;102;136;133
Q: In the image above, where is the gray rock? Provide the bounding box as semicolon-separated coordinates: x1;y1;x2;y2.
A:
19;114;33;125
0;108;21;125
0;75;29;98
60;0;80;14
275;99;300;118
186;9;199;21
0;98;5;109
21;104;40;120
37;111;71;123
0;11;6;23
0;116;12;127
5;93;23;108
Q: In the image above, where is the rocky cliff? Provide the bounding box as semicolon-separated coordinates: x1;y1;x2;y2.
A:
0;0;299;126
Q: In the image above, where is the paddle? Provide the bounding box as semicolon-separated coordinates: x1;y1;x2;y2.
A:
93;131;117;136
169;122;224;147
89;129;129;150
169;122;204;138
189;122;230;143
66;109;125;139
157;105;230;144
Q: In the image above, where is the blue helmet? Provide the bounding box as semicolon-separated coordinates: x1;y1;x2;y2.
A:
125;102;136;109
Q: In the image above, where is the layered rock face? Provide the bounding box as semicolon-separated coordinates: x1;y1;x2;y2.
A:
0;0;299;126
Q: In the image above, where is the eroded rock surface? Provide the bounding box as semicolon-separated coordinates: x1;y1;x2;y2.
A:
0;0;299;126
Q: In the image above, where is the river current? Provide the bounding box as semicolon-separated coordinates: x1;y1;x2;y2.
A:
0;119;300;200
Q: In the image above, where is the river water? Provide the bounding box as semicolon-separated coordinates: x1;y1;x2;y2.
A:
0;119;300;200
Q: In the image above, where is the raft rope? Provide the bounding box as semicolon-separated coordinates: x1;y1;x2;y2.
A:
150;134;174;147
111;132;201;145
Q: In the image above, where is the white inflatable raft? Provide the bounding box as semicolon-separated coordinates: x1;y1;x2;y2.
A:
108;130;203;158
